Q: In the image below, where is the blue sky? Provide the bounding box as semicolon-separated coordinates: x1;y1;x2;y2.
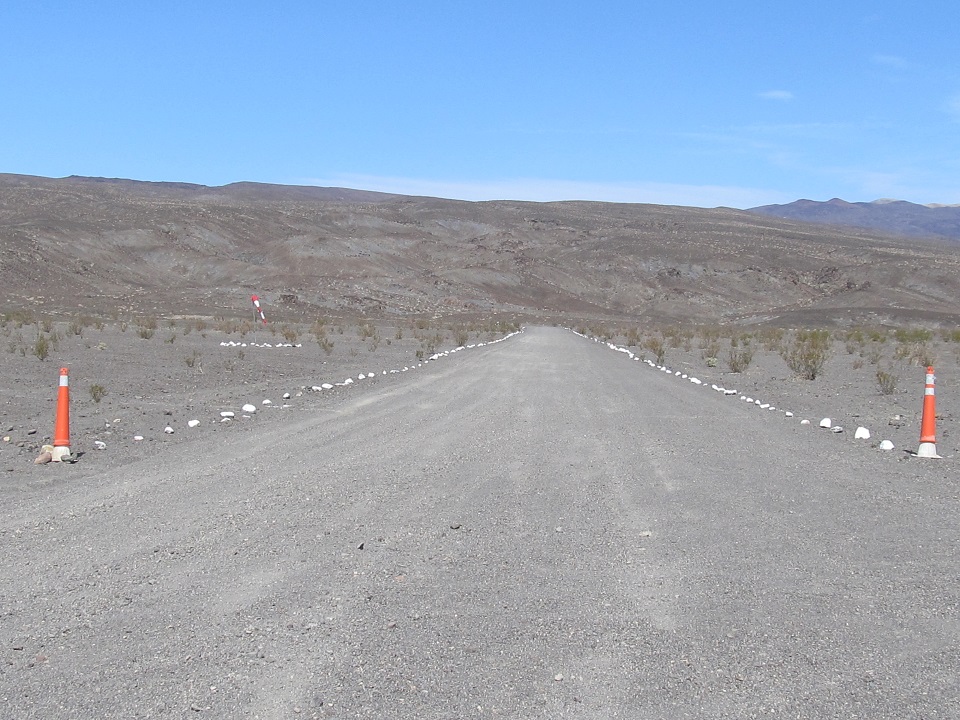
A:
2;1;958;207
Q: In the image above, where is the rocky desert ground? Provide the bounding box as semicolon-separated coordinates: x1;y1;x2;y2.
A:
2;311;956;478
2;175;959;718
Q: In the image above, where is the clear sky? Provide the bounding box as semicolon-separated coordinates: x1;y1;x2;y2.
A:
3;1;958;208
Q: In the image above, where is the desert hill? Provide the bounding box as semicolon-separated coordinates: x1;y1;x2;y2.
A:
2;173;960;326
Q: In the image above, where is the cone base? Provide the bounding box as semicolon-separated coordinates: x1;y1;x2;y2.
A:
916;442;941;459
51;446;71;463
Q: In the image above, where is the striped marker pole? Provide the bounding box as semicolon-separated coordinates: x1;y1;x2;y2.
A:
52;367;71;462
251;295;267;325
917;366;941;459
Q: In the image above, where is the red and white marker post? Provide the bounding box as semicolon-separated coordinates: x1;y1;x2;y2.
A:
251;295;267;325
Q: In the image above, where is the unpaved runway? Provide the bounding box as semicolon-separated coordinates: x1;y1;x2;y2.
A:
2;327;957;719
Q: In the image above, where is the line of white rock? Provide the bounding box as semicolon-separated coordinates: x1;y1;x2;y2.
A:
572;329;896;452
219;341;302;348
95;330;524;447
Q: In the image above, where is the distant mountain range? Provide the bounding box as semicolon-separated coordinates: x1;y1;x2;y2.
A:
748;198;960;242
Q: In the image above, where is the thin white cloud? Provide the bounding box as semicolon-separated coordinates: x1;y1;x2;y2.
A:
870;53;909;68
300;174;794;209
758;90;794;101
946;94;960;121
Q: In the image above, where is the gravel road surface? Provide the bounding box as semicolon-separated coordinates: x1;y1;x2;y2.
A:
2;326;957;719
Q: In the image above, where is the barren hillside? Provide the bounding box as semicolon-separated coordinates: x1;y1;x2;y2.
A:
2;174;959;326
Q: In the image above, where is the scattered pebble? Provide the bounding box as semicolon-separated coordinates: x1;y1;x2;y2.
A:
242;404;257;413
164;426;174;434
819;418;832;429
188;419;200;428
855;427;871;440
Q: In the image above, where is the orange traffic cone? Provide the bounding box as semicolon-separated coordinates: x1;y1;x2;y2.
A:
52;367;71;462
917;366;941;459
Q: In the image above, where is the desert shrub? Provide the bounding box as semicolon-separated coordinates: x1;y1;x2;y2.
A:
136;316;157;339
852;358;864;369
89;384;107;403
698;325;722;346
643;335;666;365
185;350;201;369
781;329;831;380
318;338;334;354
664;327;683;348
68;318;87;336
727;345;754;373
757;327;784;352
894;328;932;344
894;341;934;367
394;327;403;340
589;323;613;341
415;318;430;330
6;310;34;328
454;327;469;347
876;366;898;395
33;333;50;360
282;325;300;343
704;356;718;368
358;322;376;340
701;342;720;362
941;328;960;343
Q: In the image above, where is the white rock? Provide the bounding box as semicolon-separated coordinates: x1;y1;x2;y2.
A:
220;411;235;418
311;385;323;392
242;404;257;413
133;435;144;441
358;374;366;379
262;399;272;405
322;383;333;390
94;440;107;450
344;378;354;385
188;419;200;428
819;418;832;428
855;427;871;440
879;440;895;450
785;411;794;418
760;403;770;409
745;397;754;403
283;392;291;399
164;426;174;434
800;419;811;425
